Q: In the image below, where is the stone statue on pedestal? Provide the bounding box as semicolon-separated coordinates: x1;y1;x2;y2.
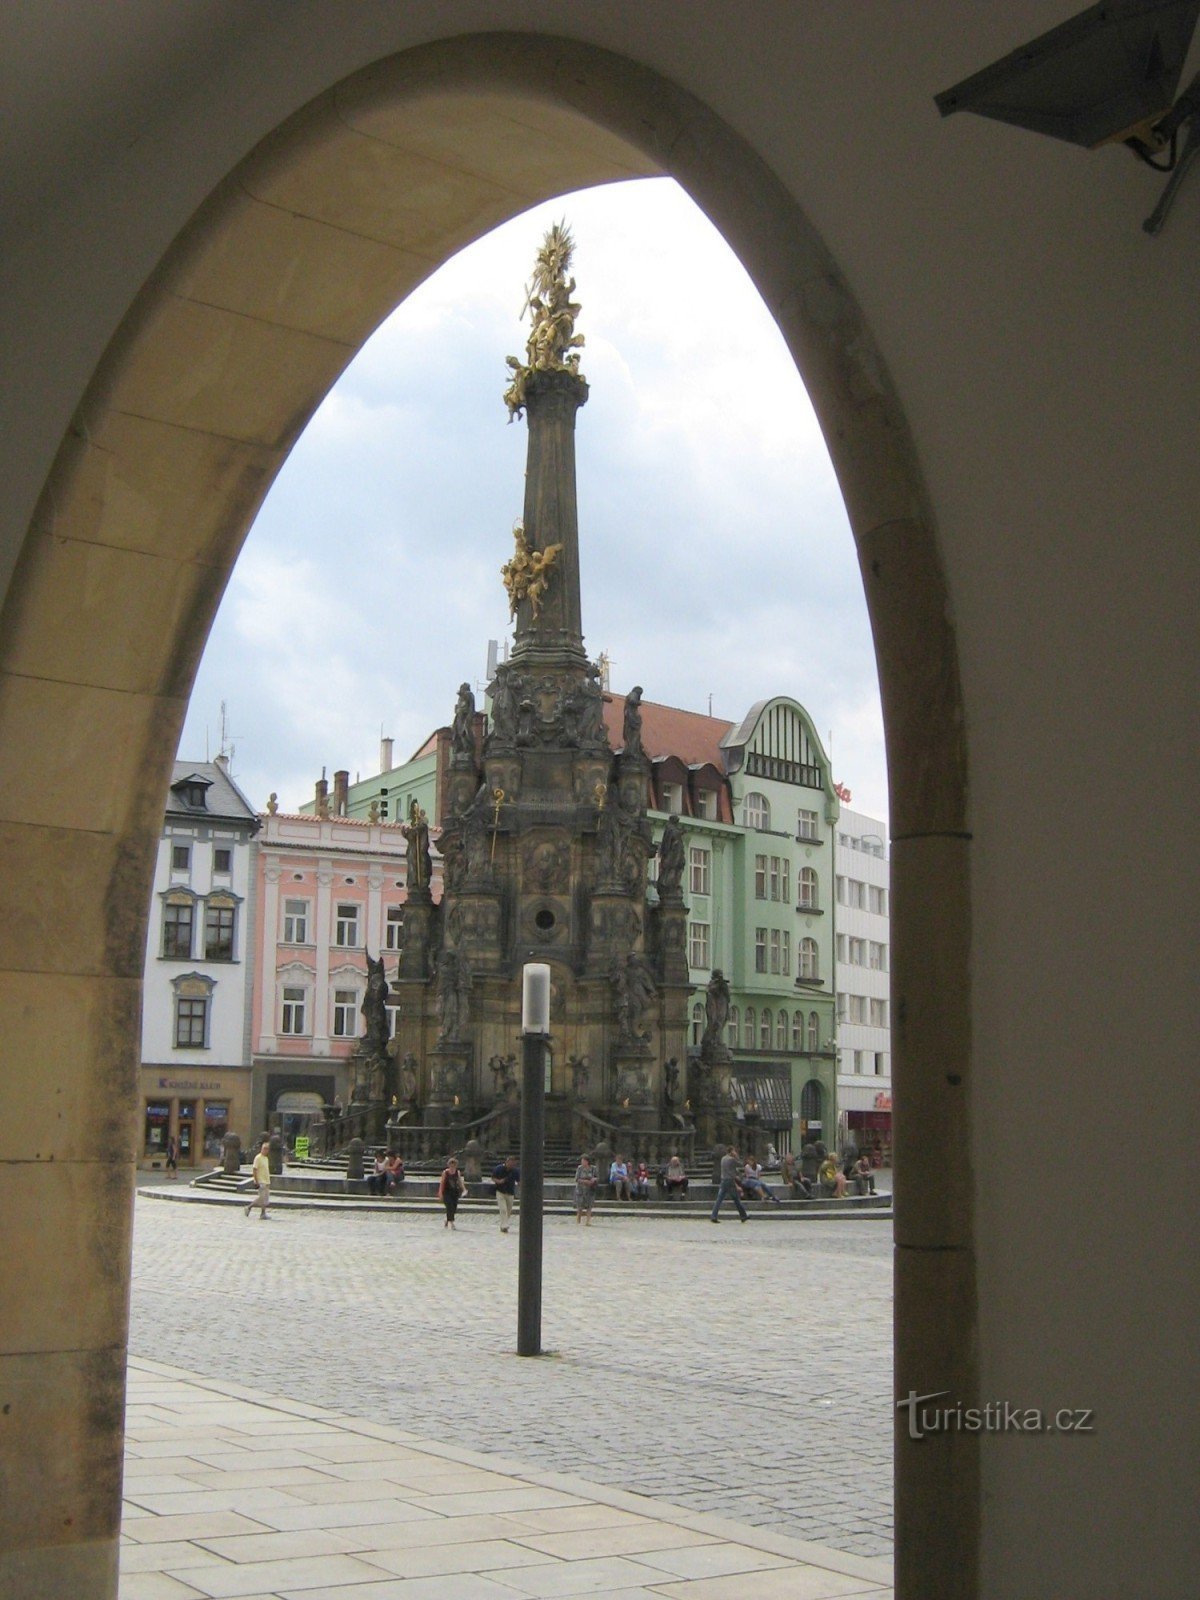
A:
451;682;476;763
657;815;685;897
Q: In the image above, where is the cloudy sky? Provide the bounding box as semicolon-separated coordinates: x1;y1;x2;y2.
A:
180;177;888;823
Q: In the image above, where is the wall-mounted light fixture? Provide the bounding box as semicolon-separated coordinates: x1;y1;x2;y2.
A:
935;0;1199;233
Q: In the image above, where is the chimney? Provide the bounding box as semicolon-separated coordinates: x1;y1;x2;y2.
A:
333;769;349;816
380;736;394;773
314;773;329;819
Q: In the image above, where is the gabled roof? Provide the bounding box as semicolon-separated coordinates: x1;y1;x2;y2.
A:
602;692;735;770
167;760;258;826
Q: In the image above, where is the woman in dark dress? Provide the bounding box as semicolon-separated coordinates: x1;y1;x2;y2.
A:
438;1156;467;1230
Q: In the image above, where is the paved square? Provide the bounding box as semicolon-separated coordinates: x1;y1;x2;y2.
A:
130;1195;893;1560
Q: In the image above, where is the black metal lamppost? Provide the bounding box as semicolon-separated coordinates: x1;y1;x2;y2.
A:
517;962;549;1356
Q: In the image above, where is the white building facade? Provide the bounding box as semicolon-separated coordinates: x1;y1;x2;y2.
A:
834;804;892;1163
139;758;259;1169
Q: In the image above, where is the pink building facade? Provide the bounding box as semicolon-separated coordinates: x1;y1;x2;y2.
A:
250;809;439;1136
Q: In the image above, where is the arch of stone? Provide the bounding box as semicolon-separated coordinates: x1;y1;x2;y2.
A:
0;35;970;1599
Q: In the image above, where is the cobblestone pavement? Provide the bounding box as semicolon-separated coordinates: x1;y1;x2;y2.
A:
130;1196;894;1560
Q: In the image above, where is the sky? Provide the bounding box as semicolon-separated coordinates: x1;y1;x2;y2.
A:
180;177;888;824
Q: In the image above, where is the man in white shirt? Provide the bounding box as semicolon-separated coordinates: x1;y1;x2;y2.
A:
246;1140;272;1219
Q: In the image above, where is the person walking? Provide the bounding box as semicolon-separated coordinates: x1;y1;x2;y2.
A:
710;1145;748;1224
438;1156;467;1229
245;1139;271;1220
492;1154;519;1232
165;1135;178;1180
573;1154;597;1224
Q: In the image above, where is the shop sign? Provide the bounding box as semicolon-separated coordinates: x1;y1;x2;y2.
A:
294;1136;310;1160
874;1092;893;1110
158;1077;223;1091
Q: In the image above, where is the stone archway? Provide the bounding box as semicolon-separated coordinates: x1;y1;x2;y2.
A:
0;34;973;1598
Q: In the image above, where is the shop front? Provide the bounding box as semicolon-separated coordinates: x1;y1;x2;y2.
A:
139;1068;252;1170
838;1087;893;1166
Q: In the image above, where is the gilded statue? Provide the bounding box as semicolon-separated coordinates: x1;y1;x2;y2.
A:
503;221;586;419
501;521;562;620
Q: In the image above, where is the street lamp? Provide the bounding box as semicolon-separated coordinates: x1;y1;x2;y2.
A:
517;962;550;1356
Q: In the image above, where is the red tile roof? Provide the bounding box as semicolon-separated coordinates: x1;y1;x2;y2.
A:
602;692;733;770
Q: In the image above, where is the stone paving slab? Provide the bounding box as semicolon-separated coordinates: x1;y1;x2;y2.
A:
130;1191;894;1559
122;1362;892;1600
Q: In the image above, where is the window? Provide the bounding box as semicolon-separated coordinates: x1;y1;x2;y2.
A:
691;1002;704;1046
171;843;190;871
875;1052;887;1076
754;854;767;898
203;901;236;961
744;1007;756;1048
728;1005;740;1046
334;902;360;948
782;928;791;975
869;885;888;914
769;857;781;900
332;989;358;1037
850;879;867;909
660;780;683;815
847;994;867;1023
162;900;193;959
836;934;847;961
798;867;818;908
759;1012;771;1049
849;937;867;966
385;906;404;951
385;1002;401;1039
281;987;307;1035
689;846;710;895
869;941;888;970
798;808;819;840
688;921;711;969
781;858;790;903
695;789;717;820
174;996;207;1048
213;847;232;874
283;899;309;944
755;928;767;973
792;1010;803;1049
870;997;889;1027
769;927;783;974
808;1011;820;1052
799;938;819;980
743;792;770;830
775;1010;787;1050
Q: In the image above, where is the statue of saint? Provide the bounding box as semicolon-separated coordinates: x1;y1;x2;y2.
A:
403;800;432;892
450;682;476;761
612;951;657;1041
461;784;493;882
359;952;390;1060
488;668;520;746
503;221;586;419
623;685;644;759
596;783;627;882
578;666;608;747
400;1052;419;1103
569;1054;590;1099
656;815;686;896
435;950;471;1042
703;968;731;1049
663;1056;681;1109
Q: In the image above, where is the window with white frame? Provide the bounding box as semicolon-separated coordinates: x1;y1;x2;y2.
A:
808;1011;820;1052
281;987;308;1035
797;808;819;840
799;937;819;980
332;989;358;1037
847;993;867;1023
769;857;781;900
162;899;193;959
695;789;717;820
759;1012;771;1049
385;1003;401;1039
755;928;767;973
754;854;767;899
837;991;848;1020
744;1007;756;1049
174;995;208;1048
171;843;191;872
775;1010;787;1050
283;898;309;944
334;902;360;948
836;933;847;961
213;847;232;875
869;885;888;914
870;997;889;1026
688;921;711;969
385;906;404;951
782;928;791;975
689;846;710;895
691;1002;704;1046
850;879;867;909
660;780;683;814
849;936;867;965
875;1051;887;1076
798;866;818;908
743;792;770;830
792;1009;803;1050
728;1005;740;1046
869;940;888;970
204;899;236;961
